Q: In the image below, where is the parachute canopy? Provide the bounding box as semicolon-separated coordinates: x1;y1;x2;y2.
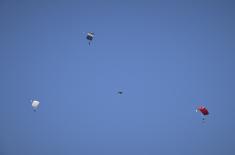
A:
32;100;40;111
196;106;209;115
118;91;123;94
86;32;94;41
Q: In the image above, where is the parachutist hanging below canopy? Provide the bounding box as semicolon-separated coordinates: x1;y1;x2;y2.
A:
86;32;94;45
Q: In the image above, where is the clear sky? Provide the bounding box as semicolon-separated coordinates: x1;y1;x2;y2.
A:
0;0;235;155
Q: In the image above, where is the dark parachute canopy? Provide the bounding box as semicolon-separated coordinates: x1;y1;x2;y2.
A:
118;91;123;94
86;32;94;45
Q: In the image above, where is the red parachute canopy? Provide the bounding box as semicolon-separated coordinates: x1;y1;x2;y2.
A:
197;106;209;115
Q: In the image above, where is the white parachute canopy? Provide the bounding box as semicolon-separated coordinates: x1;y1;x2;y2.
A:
31;100;40;111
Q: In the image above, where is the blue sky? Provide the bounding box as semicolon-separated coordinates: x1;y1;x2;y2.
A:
0;0;235;154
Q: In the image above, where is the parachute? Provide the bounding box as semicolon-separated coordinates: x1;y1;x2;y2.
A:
31;100;40;111
86;32;94;45
196;106;209;115
196;106;209;121
118;91;123;94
